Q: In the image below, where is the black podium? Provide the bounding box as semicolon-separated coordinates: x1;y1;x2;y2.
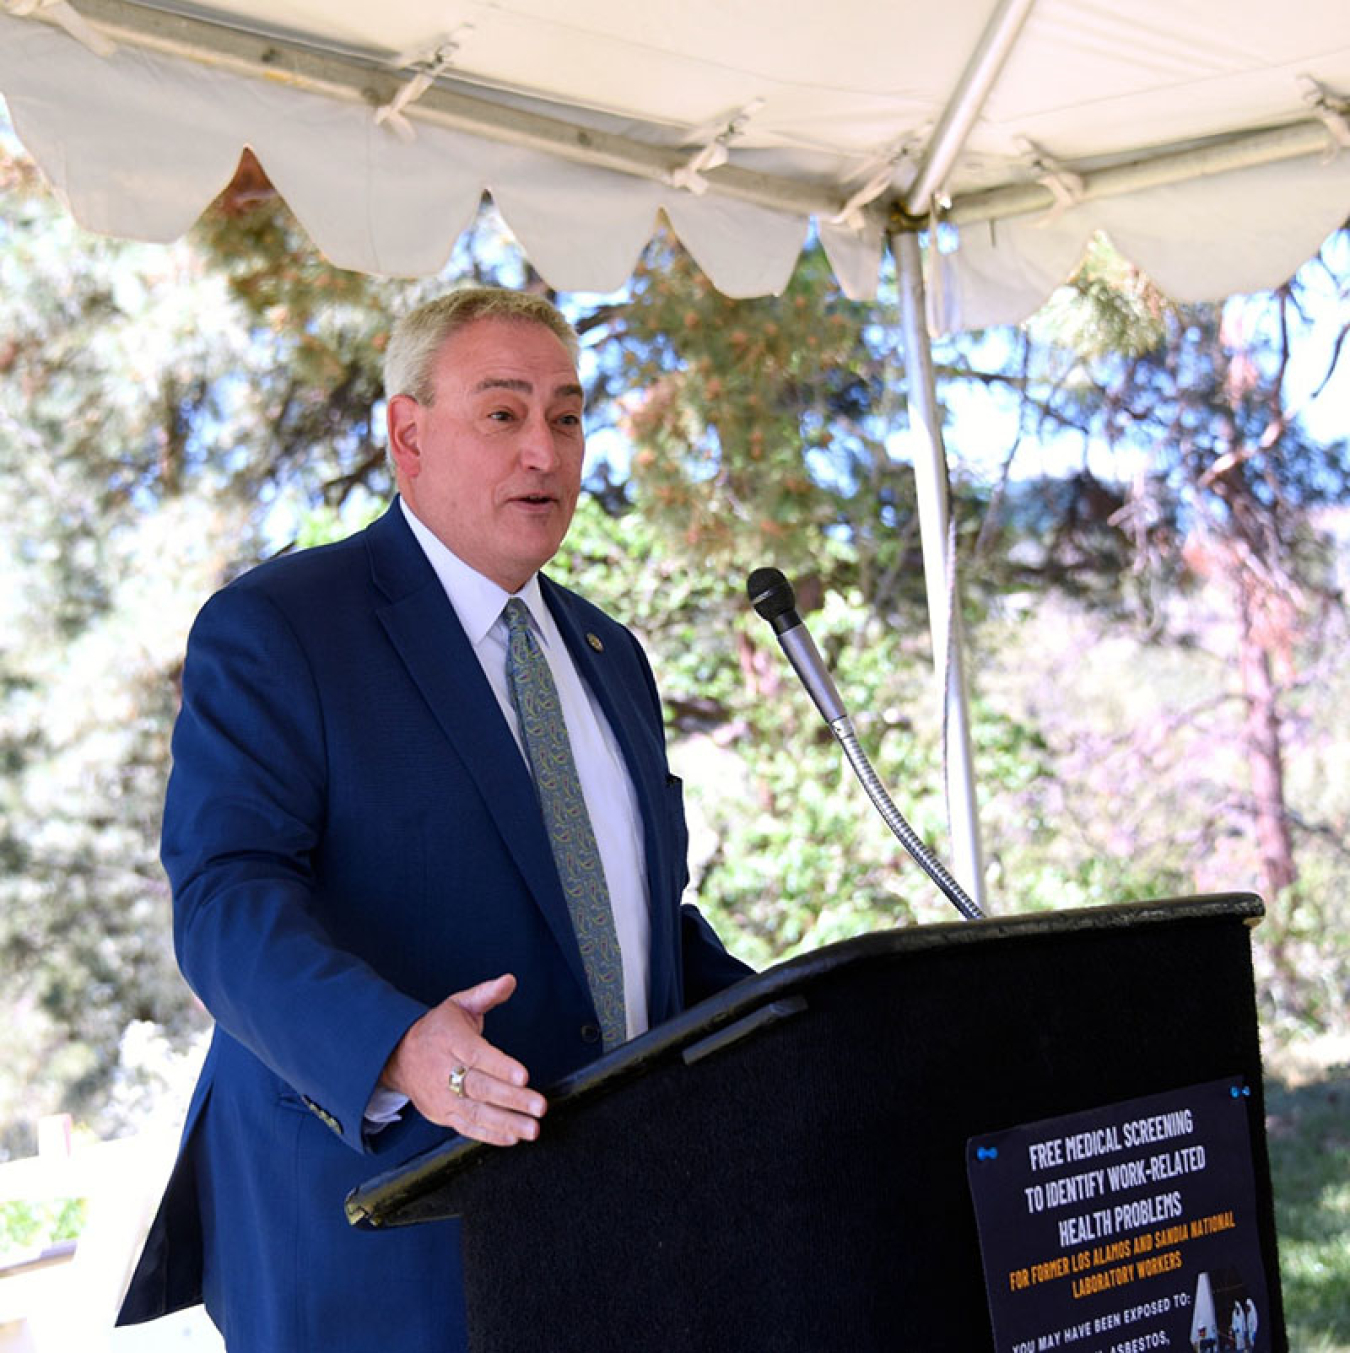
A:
347;895;1286;1352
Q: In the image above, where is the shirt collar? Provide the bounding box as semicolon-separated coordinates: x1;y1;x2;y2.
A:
399;497;551;646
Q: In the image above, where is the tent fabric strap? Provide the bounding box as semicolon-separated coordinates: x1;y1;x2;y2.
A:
938;120;1345;229
1300;76;1350;151
669;99;767;195
1017;137;1087;226
6;0;114;55
376;29;476;143
832;142;913;231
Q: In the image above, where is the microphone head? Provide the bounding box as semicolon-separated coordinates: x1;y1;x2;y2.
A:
746;567;797;623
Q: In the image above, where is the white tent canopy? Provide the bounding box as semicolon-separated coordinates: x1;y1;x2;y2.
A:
3;0;1349;907
2;0;1349;324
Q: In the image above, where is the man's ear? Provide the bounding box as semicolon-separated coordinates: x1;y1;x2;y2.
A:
386;394;423;478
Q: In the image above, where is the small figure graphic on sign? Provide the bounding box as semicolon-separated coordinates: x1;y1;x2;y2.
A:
1191;1269;1258;1353
1191;1271;1218;1351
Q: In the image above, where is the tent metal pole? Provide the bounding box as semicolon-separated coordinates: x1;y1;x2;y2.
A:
891;229;988;909
902;0;1038;216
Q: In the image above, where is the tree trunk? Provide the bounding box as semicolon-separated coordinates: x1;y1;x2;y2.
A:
1234;584;1297;900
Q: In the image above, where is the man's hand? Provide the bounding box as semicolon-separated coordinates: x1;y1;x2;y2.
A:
380;973;547;1145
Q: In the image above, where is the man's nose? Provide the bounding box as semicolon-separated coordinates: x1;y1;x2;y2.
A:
518;413;561;470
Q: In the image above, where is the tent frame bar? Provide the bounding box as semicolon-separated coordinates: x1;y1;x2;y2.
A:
902;0;1037;216
930;121;1343;230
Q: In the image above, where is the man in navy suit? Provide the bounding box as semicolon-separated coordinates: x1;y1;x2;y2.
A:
117;287;749;1348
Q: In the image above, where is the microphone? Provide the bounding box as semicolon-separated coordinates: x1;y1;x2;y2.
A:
746;567;984;921
746;567;846;724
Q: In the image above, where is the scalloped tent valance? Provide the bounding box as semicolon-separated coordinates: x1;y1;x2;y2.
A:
2;0;1348;325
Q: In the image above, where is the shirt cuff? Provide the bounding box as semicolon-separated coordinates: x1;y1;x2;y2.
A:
364;1084;409;1130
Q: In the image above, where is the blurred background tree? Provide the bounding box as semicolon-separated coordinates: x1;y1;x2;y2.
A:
965;237;1350;1035
3;109;1347;1343
1;117;1346;1186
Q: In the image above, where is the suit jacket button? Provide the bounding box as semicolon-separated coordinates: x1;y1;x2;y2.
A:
580;1023;601;1044
301;1096;344;1138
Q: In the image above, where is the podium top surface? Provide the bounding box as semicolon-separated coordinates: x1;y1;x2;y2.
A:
345;892;1263;1229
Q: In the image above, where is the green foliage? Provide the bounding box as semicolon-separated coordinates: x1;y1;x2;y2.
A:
684;590;947;962
3;131;1350;1353
1032;233;1171;360
601;232;920;593
190;195;398;510
0;1196;87;1258
0;157;241;1152
0;131;569;1150
1266;1069;1350;1350
554;495;971;955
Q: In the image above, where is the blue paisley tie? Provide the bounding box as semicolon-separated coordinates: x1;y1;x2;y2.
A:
502;598;626;1051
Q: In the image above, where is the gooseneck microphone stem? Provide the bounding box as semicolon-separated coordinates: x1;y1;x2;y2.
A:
746;566;984;922
830;713;983;921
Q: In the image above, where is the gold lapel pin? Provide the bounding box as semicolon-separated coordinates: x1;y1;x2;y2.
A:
586;633;604;652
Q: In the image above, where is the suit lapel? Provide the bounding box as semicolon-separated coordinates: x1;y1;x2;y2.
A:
363;506;593;1000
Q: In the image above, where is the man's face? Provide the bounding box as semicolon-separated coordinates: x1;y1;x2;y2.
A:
388;317;585;592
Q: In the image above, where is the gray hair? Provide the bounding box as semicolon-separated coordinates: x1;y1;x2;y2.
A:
383;287;579;405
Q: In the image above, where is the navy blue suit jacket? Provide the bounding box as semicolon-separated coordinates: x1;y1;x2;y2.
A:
118;502;748;1348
